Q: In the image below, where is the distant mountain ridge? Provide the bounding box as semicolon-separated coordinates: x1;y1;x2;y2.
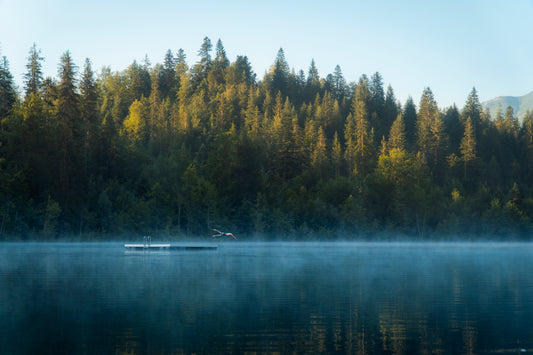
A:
482;91;533;123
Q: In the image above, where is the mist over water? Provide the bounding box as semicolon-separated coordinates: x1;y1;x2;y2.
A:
1;241;533;354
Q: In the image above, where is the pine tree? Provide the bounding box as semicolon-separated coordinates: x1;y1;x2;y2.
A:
159;49;176;99
332;65;347;101
126;60;151;101
443;104;462;155
332;131;343;177
244;87;261;135
24;43;44;100
311;126;327;172
416;87;445;172
521;111;533;181
462;87;481;135
0;55;16;120
174;48;188;79
388;114;406;151
267;48;289;97
402;96;417;151
460;116;476;180
80;58;99;171
192;37;212;91
306;59;320;99
383;85;398;137
345;76;374;176
56;50;81;211
504;105;519;138
369;72;385;139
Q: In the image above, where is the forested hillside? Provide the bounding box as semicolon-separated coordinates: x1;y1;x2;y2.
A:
1;38;533;239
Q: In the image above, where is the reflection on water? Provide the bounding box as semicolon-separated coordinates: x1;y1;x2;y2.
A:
1;242;533;354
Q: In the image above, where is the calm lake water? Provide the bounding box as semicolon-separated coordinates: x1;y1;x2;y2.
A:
1;241;533;354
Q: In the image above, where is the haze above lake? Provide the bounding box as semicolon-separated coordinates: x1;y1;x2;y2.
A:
1;241;532;354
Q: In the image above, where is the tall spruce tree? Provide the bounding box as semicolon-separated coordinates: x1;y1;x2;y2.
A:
402;96;417;150
345;76;374;176
56;50;82;214
0;55;16;120
159;49;176;99
383;85;398;138
416;87;446;174
192;37;212;91
267;48;289;97
23;43;44;100
462;87;482;136
332;65;347;101
460;116;476;180
80;58;99;171
388;114;406;151
306;59;320;99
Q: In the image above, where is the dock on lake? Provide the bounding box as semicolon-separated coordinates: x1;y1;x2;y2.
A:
124;243;217;251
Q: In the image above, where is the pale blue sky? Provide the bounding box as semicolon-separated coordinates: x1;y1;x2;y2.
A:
1;0;532;108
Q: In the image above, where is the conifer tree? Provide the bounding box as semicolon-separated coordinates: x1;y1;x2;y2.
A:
0;55;16;120
402;96;417;150
306;59;320;98
369;72;385;139
504;105;519;138
312;126;327;170
244;88;261;135
80;58;99;170
443;104;462;155
174;48;188;79
332;65;347;101
416;87;445;172
56;50;82;210
521;111;533;181
24;43;44;100
383;85;398;137
192;37;212;91
462;87;481;135
389;114;406;151
345;76;374;176
159;49;176;99
125;60;151;102
267;48;289;97
332;131;343;177
369;72;385;116
460;116;476;180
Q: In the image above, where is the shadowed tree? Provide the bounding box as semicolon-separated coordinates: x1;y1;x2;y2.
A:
383;85;399;138
402;96;417;151
80;58;99;173
56;50;82;216
23;43;44;100
332;65;347;102
0;55;16;121
462;87;481;137
210;39;230;86
192;37;212;91
159;49;176;99
266;48;290;97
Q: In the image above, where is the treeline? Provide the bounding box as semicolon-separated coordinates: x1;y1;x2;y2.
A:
0;38;532;239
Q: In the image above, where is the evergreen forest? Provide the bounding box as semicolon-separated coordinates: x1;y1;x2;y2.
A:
1;38;533;240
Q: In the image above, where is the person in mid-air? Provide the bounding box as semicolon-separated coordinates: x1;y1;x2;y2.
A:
212;229;237;240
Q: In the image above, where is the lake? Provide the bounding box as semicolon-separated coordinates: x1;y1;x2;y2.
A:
1;241;532;354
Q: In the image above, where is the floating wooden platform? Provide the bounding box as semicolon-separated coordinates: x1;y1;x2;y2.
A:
124;244;217;251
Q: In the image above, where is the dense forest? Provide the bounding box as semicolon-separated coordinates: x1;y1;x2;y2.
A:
1;38;532;239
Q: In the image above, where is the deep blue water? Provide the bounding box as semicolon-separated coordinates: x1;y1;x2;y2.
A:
1;241;533;354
